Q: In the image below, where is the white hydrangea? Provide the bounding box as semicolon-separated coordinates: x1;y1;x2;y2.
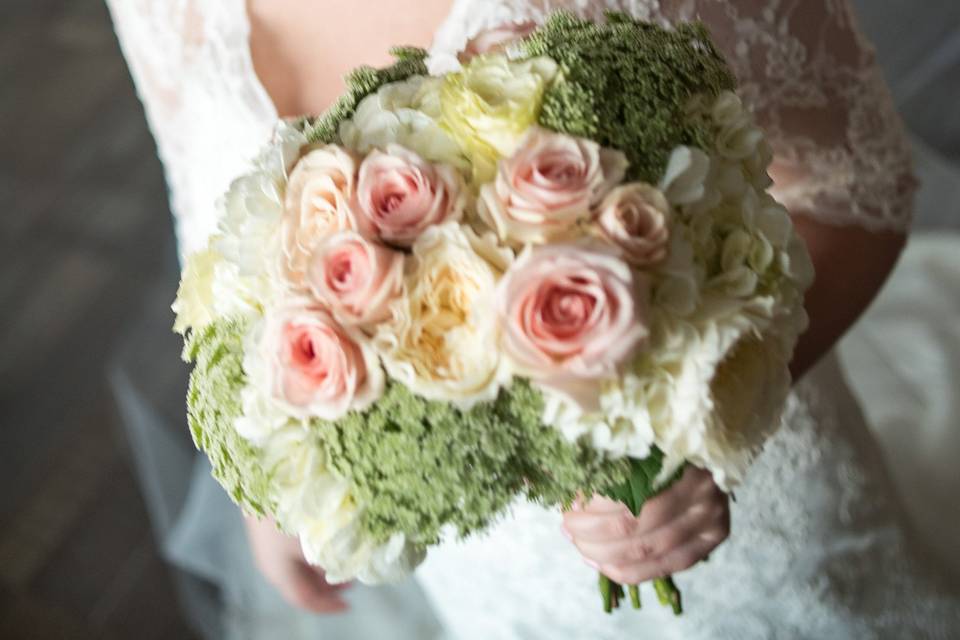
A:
210;123;308;318
338;75;468;171
655;319;792;490
541;379;656;459
262;426;425;584
554;91;812;487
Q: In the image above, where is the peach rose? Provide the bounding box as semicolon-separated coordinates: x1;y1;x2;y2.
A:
282;146;359;290
595;183;671;267
355;145;465;247
305;231;404;328
496;243;648;409
262;304;383;420
478;127;628;246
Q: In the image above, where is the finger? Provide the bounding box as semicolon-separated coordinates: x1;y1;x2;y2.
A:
285;564;350;613
562;505;637;543
583;494;632;513
572;496;724;565
303;565;354;592
635;468;720;531
601;525;728;586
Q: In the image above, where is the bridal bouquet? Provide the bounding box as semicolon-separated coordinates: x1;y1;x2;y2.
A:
174;12;813;614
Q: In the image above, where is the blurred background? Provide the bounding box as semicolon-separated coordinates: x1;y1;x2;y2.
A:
1;1;958;639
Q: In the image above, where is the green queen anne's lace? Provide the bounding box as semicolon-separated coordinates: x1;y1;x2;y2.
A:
314;379;630;546
522;11;736;183
184;319;274;517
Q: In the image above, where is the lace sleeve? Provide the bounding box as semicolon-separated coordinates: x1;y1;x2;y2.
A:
105;0;277;258
676;0;918;232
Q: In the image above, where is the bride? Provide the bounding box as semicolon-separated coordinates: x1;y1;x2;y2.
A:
107;0;960;637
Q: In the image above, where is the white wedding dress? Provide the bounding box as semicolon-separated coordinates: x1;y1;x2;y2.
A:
107;1;960;638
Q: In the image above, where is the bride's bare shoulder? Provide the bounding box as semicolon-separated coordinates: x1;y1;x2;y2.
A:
246;0;454;116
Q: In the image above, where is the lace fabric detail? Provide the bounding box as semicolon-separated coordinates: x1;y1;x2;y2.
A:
105;0;278;259
429;0;918;232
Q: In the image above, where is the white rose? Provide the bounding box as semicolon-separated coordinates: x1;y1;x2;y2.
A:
642;316;790;490
339;76;468;171
374;222;512;407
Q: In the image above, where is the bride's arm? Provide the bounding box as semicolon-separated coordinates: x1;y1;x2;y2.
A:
728;0;918;378
788;216;905;379
564;0;915;580
244;515;352;613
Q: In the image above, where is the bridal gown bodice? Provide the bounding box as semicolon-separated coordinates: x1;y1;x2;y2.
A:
107;1;960;637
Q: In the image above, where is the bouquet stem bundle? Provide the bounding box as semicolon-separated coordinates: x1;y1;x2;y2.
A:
598;450;683;615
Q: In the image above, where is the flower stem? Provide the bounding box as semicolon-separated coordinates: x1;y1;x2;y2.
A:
628;584;641;609
653;576;683;615
599;573;613;613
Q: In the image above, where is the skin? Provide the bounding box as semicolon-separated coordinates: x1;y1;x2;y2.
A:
243;0;908;611
243;514;352;613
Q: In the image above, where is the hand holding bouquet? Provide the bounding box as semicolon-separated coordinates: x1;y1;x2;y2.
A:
174;12;813;614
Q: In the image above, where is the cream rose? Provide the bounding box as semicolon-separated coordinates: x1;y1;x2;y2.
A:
439;54;558;183
305;231;404;328
259;304;383;420
595;183;671;267
496;243;649;410
281;145;359;290
374;222;511;407
355;145;466;247
478;127;628;246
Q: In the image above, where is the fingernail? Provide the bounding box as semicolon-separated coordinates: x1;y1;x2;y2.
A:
583;558;600;570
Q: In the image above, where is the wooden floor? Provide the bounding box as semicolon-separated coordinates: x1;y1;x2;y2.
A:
1;1;198;638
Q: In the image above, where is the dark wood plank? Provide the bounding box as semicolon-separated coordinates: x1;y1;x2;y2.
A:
0;1;199;637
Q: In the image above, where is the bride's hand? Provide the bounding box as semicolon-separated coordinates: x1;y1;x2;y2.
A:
243;514;351;613
561;467;730;585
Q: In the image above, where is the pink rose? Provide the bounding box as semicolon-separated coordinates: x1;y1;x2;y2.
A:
355;145;465;247
306;231;404;328
478;127;628;246
460;21;537;61
496;243;648;409
263;305;384;420
595;183;671;267
281;145;359;290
